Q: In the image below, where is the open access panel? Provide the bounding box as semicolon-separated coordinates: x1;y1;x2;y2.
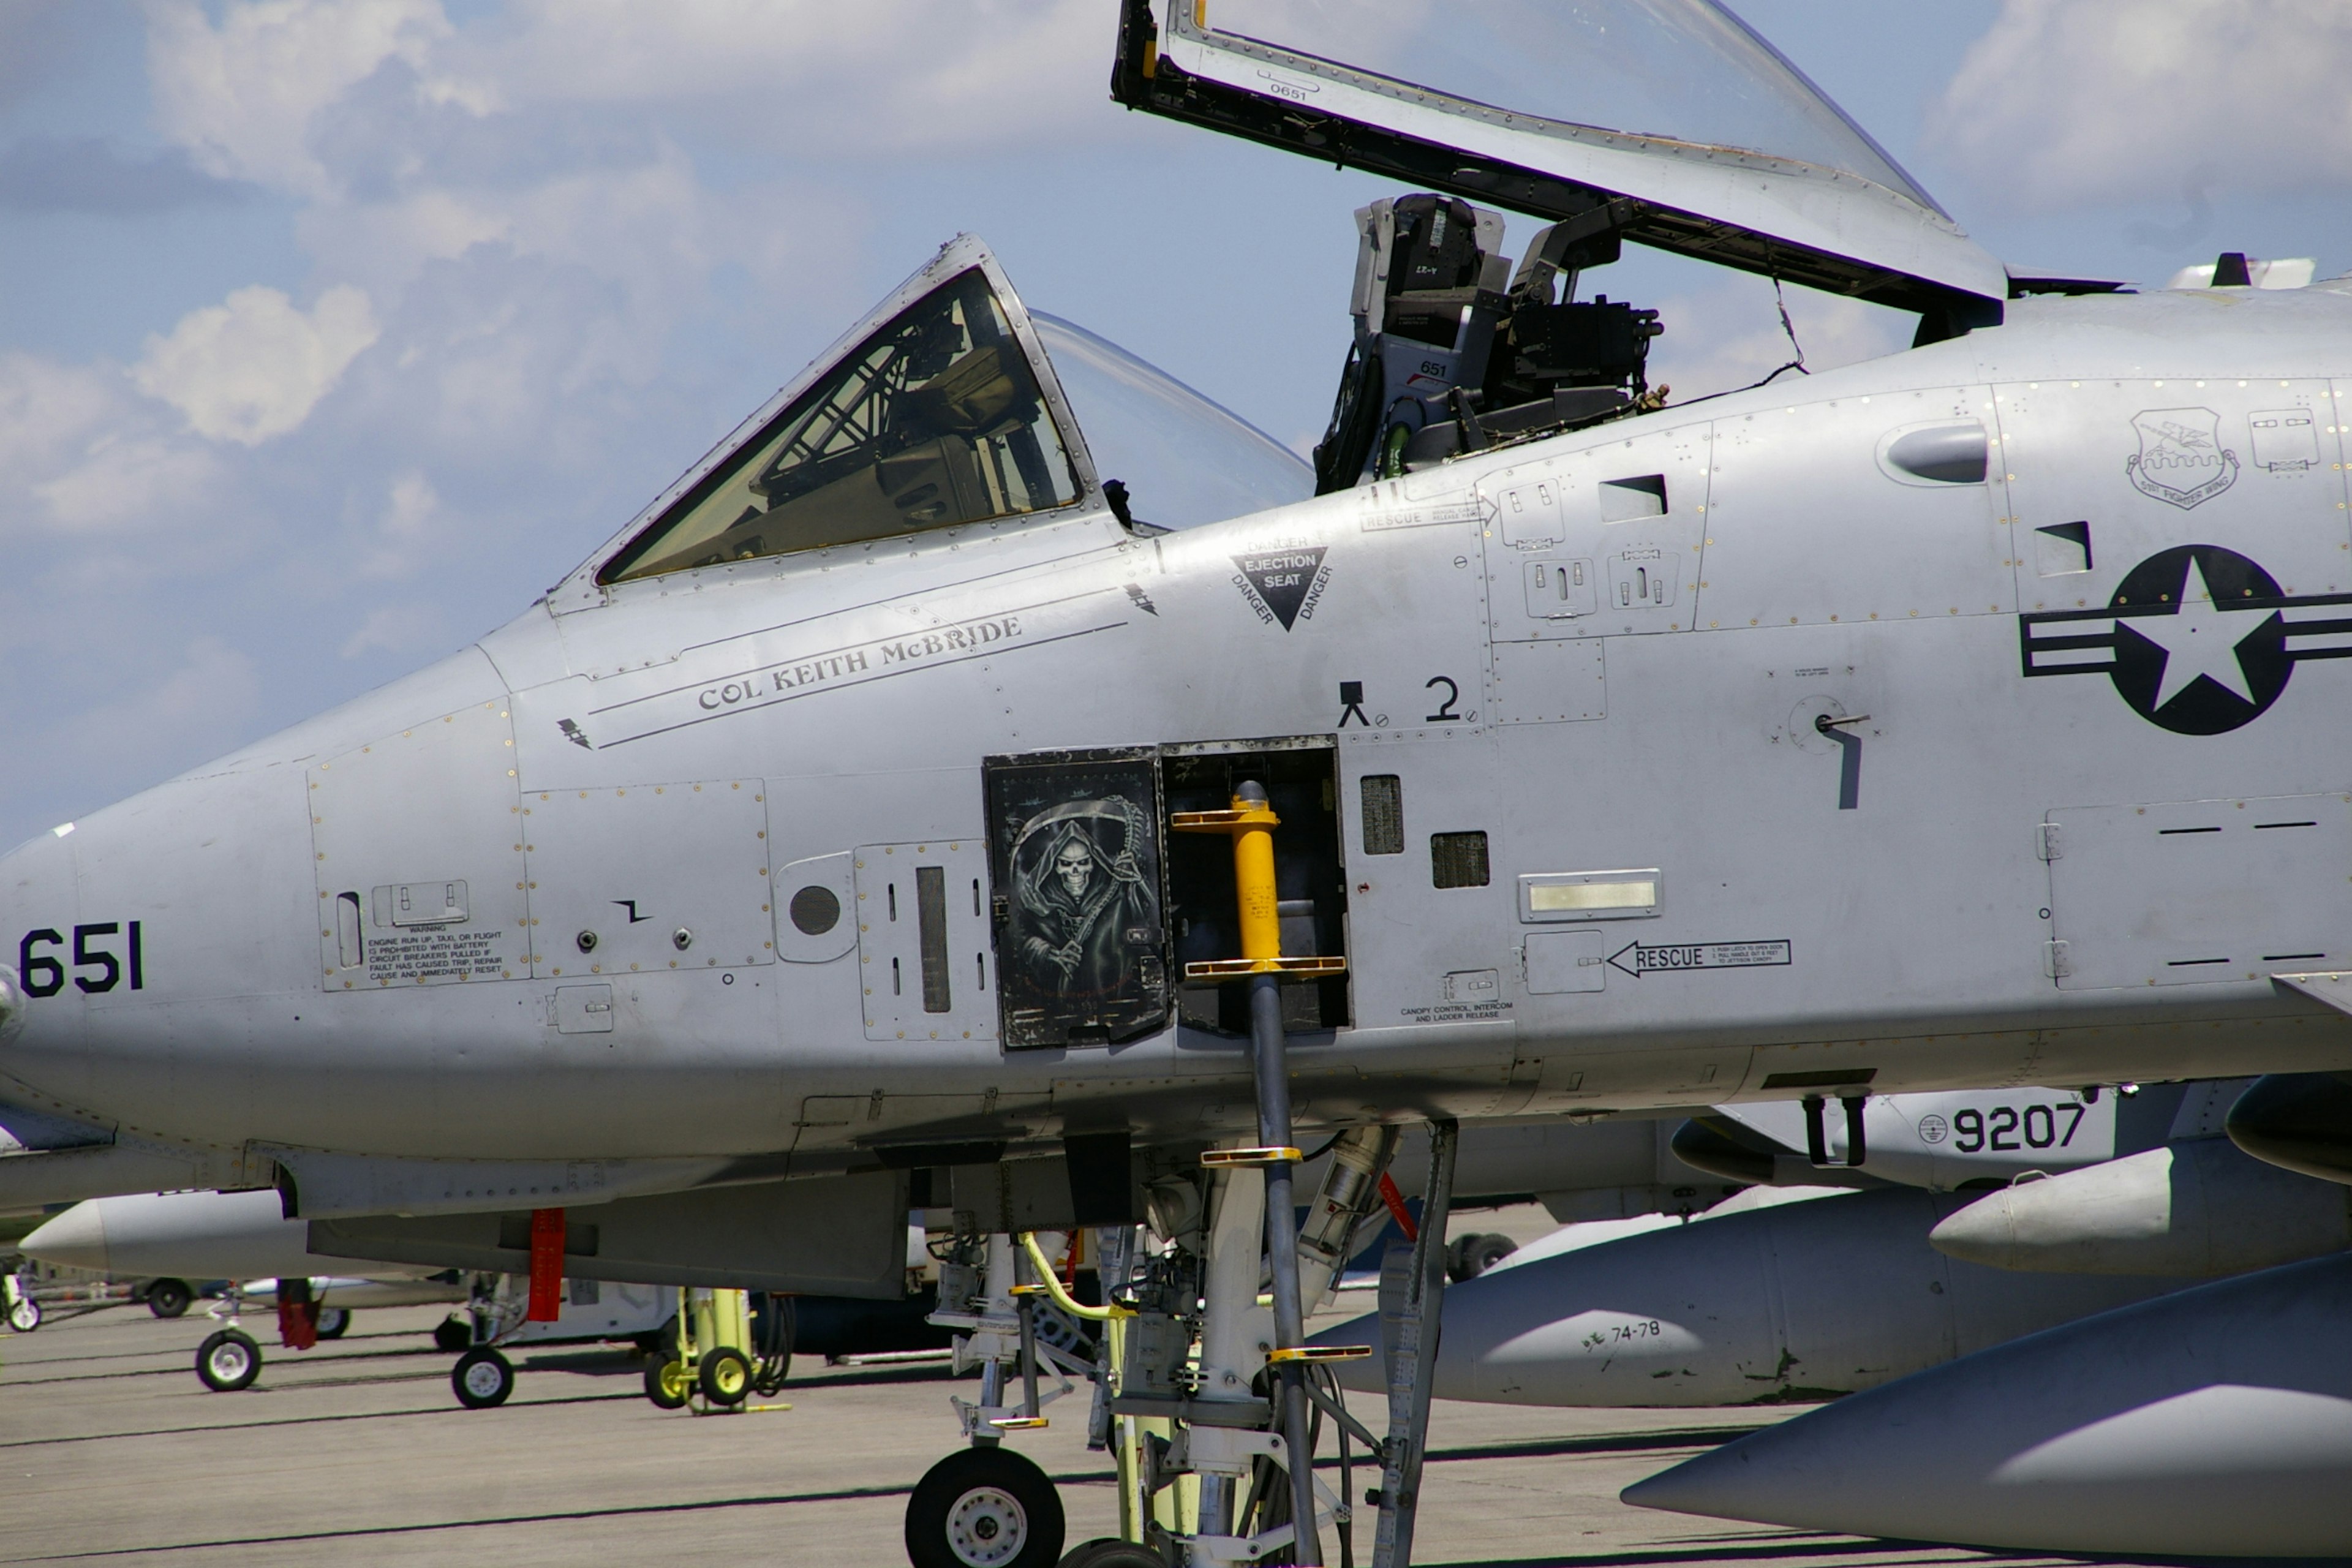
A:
983;737;1349;1048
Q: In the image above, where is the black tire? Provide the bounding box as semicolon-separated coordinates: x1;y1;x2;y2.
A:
451;1346;514;1409
1057;1539;1164;1568
146;1278;193;1319
1462;1232;1518;1278
643;1355;689;1409
7;1295;40;1333
314;1306;352;1340
699;1345;752;1406
905;1446;1065;1568
195;1329;261;1391
432;1316;473;1353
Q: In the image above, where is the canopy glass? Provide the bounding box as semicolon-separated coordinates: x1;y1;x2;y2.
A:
1202;0;1939;209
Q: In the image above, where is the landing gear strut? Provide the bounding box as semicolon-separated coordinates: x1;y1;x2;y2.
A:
909;1232;1091;1566
903;778;1461;1567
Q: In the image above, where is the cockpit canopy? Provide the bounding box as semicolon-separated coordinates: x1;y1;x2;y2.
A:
1205;0;1941;210
579;236;1310;598
603;267;1079;584
1113;0;2007;319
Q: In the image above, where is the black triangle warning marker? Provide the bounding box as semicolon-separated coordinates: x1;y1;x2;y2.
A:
1234;547;1329;631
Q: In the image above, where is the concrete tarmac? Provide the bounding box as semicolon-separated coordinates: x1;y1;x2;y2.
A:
0;1297;2184;1567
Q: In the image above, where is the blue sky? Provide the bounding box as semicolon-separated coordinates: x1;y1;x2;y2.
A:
4;0;2350;851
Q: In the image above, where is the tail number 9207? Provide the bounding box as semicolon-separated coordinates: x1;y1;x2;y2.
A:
1950;1100;2082;1153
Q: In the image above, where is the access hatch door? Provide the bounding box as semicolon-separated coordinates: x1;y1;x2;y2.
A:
2043;794;2352;989
984;749;1170;1048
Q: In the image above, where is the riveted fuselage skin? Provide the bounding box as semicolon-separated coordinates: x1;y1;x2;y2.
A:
10;285;2352;1169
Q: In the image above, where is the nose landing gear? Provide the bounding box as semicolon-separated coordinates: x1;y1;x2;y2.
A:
194;1327;261;1392
452;1345;515;1408
905;1446;1065;1568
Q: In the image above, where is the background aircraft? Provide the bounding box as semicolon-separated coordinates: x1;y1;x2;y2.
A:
1324;1079;2351;1411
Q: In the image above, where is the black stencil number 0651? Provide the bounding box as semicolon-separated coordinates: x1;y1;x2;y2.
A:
17;924;143;998
1951;1101;2081;1153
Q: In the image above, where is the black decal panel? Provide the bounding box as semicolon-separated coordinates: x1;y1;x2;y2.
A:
984;748;1168;1049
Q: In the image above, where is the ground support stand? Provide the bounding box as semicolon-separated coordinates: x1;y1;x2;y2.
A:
640;1286;771;1415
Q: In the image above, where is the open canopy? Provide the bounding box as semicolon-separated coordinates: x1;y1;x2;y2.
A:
1113;0;2008;320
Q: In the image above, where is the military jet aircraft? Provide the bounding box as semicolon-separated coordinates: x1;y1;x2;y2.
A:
6;1;2352;1561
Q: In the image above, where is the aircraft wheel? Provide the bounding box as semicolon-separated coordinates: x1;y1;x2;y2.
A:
905;1446;1065;1568
7;1295;40;1333
195;1329;261;1391
432;1317;473;1353
314;1306;352;1340
1056;1539;1164;1567
146;1278;193;1319
451;1346;514;1409
1453;1232;1518;1280
699;1345;752;1406
643;1355;690;1409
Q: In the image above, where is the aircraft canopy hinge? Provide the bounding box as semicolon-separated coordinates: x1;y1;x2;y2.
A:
2043;939;2072;979
2036;823;2062;861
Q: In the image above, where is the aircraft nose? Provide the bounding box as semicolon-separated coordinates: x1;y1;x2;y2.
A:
20;1202;110;1273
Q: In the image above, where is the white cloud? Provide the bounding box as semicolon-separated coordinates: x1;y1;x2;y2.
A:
358;469;440;578
146;0;453;199
338;600;446;658
1935;0;2352;211
132;284;380;445
477;0;1109;153
0;352;115;491
0;352;228;534
37;434;224;531
148;0;1112;203
299;149;711;318
50;636;262;778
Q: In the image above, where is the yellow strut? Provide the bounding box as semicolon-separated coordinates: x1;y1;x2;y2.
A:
1170;796;1347;981
1017;1231;1120;1321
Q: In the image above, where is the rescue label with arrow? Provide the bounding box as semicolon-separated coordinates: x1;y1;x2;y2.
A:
1608;938;1792;977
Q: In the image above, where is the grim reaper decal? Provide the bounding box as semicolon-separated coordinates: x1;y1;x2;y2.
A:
985;749;1168;1047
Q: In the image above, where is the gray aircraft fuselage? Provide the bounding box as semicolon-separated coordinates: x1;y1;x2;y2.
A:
7;282;2352;1180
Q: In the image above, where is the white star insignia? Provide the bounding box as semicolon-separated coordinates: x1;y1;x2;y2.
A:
2135;554;2266;710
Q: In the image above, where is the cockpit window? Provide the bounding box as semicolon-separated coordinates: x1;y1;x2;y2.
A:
601;269;1080;584
1198;0;1938;212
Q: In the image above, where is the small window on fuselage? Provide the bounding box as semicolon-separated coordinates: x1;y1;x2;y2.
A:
600;269;1080;584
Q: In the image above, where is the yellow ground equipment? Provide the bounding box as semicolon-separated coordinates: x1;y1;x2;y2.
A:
642;1286;785;1413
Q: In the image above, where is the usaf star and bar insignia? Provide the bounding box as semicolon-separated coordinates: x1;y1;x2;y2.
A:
2019;544;2352;735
